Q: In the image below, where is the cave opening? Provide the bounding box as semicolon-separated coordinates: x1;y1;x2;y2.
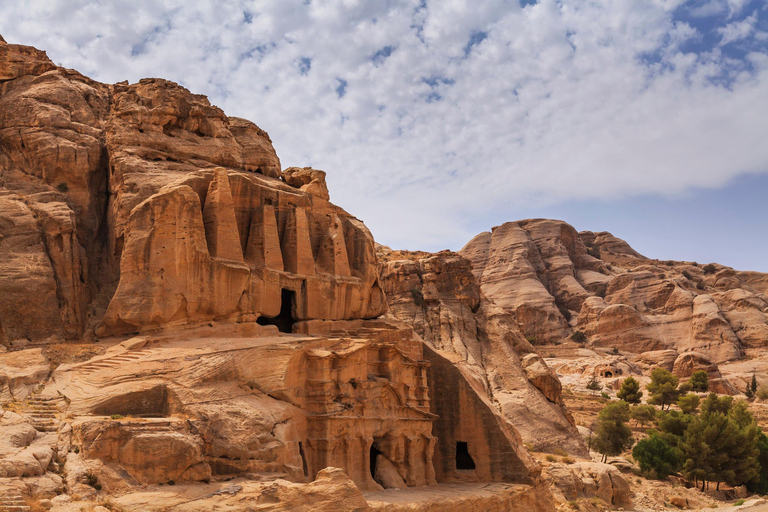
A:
604;371;613;378
455;441;476;470
298;441;309;478
370;444;382;479
257;289;296;333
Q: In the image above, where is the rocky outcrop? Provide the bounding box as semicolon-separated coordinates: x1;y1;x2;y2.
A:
0;35;387;345
460;220;768;366
545;461;633;509
380;249;586;456
0;35;573;511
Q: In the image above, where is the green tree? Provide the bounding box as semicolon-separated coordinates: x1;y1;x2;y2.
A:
680;399;760;490
592;401;634;463
747;431;768;495
647;368;681;410
658;410;692;445
617;376;643;404
633;434;680;479
630;404;657;427
752;374;758;394
677;394;701;414
689;370;709;392
700;393;733;415
586;376;603;395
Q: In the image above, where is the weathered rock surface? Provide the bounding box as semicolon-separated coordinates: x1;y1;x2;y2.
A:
379;249;586;456
545;461;632;509
460;220;768;374
0;36;386;347
0;38;560;511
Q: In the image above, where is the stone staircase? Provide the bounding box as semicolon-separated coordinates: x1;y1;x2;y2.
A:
116;419;176;432
23;395;65;433
0;492;30;512
76;348;155;375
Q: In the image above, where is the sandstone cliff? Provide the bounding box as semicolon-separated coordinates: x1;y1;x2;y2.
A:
0;36;562;511
0;38;386;349
379;249;587;456
461;220;768;365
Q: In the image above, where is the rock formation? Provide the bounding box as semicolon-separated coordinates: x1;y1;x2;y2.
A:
379;249;587;456
460;219;768;393
0;36;559;511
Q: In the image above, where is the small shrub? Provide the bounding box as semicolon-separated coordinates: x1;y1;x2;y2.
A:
85;471;98;487
571;330;587;344
601;392;610;400
546;454;557;462
56;182;69;192
735;499;746;506
562;456;575;464
167;479;175;485
612;347;619;354
110;414;124;420
758;386;768;401
554;448;568;457
568;500;580;510
703;264;717;275
587;377;603;394
73;446;80;453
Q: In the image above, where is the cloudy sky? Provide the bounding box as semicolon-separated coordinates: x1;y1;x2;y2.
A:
2;0;767;270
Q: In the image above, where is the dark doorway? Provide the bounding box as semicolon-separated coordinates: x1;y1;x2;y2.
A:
604;371;613;378
370;445;382;479
456;441;476;470
257;289;296;333
298;442;309;478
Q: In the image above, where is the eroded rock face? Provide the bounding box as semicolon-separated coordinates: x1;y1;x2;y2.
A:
545;461;632;509
460;220;768;365
0;35;558;510
0;37;386;345
379;249;586;456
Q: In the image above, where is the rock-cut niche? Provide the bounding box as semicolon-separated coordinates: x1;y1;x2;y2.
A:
257;289;296;333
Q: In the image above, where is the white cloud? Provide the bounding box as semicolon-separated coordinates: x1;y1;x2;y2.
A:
718;12;757;45
0;0;767;250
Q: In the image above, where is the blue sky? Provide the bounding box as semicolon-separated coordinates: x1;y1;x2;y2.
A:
1;0;766;271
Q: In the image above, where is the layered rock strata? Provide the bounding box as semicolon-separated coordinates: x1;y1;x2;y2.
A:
0;37;385;347
461;220;768;366
379;249;587;456
0;36;557;510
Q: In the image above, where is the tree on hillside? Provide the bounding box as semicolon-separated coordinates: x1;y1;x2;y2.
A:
680;398;760;490
647;368;681;410
689;370;709;392
657;410;692;447
633;434;680;479
700;393;733;415
747;431;768;495
617;376;643;403
752;374;759;394
593;401;634;463
630;404;657;427
586;376;603;395
677;394;701;414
